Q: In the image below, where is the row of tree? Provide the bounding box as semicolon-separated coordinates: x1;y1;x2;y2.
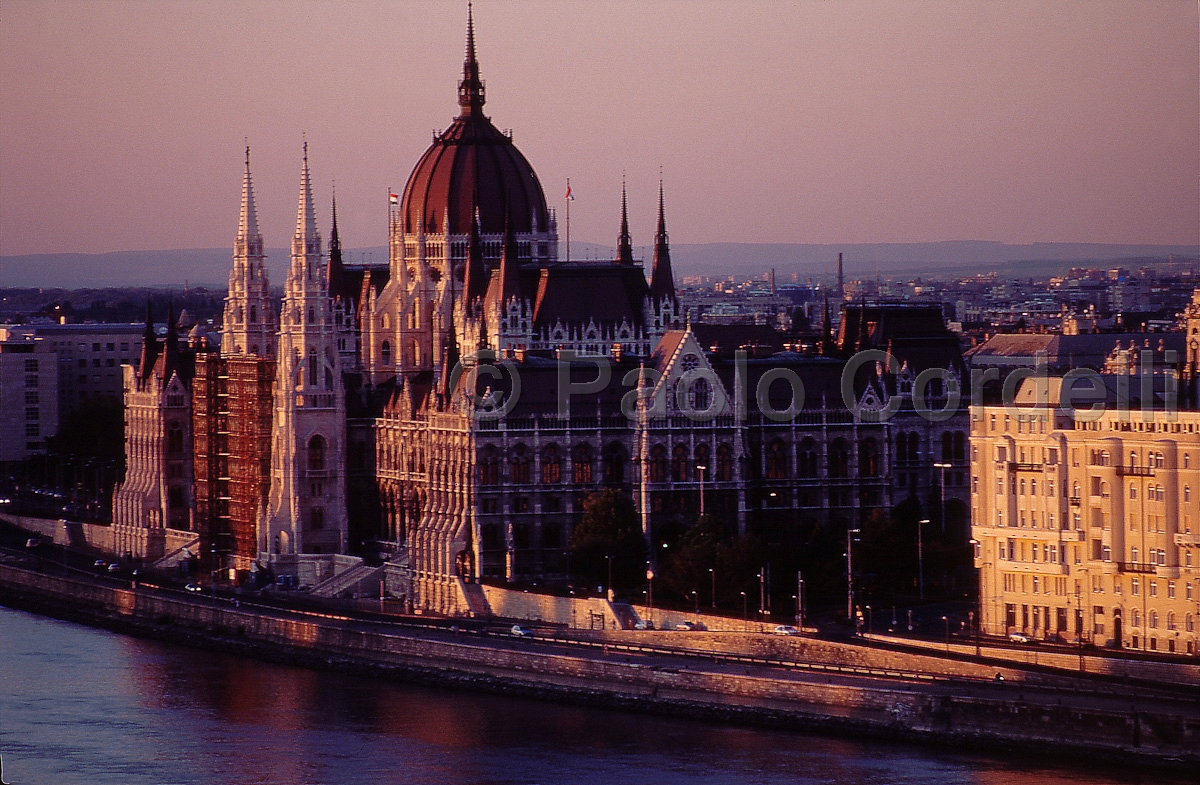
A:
567;489;973;618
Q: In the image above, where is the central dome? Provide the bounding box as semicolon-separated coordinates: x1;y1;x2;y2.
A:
399;12;549;238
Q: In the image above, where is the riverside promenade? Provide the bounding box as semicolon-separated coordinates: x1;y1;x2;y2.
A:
1;558;1197;770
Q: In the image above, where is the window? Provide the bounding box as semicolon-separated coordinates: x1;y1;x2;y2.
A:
310;507;324;530
479;447;500;485
648;444;667;483
167;421;184;454
381;341;392;366
715;443;734;482
24;358;38;372
828;438;850;479
572;444;594;484
765;440;788;480
510;445;531;484
671;444;690;483
603;442;626;484
308;435;326;471
541;444;562;484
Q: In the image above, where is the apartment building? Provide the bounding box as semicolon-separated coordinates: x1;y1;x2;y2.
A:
970;377;1200;654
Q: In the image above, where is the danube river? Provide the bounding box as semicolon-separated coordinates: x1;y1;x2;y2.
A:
0;605;1183;785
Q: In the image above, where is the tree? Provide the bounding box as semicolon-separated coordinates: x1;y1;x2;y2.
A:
569;489;645;594
660;513;729;603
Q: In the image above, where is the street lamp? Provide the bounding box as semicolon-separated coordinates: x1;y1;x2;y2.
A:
942;615;950;650
709;567;716;609
740;591;748;631
933;462;951;534
846;526;861;624
606;555;613;602
696;464;707;516
866;605;873;636
917;518;930;600
796;570;805;630
692;590;699;622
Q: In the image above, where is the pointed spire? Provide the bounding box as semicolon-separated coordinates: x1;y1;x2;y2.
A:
464;207;487;304
327;187;345;297
236;144;263;258
498;203;522;303
138;300;158;380
292;141;321;265
650;178;676;303
616;176;634;266
457;3;486;117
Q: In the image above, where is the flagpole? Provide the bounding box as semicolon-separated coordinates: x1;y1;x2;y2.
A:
565;178;571;264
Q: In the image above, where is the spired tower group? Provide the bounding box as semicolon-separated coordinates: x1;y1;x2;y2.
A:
113;9;970;611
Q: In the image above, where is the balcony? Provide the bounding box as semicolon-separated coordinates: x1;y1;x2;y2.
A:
1009;462;1044;472
1068;496;1081;506
1174;532;1200;547
1116;561;1157;574
1115;465;1155;477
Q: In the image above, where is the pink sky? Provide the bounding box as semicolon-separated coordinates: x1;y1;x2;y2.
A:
1;1;1196;258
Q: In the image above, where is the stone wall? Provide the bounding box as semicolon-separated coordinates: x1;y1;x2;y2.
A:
2;562;1197;767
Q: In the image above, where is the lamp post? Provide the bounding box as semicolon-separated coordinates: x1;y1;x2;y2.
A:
917;518;929;600
846;526;861;623
933;462;951;534
646;565;655;627
606;554;613;602
740;591;748;631
942;615;950;650
969;610;979;657
692;590;699;623
866;605;873;635
796;570;805;630
709;567;716;609
696;464;707;517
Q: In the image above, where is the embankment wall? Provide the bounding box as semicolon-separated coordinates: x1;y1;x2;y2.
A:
1;563;1196;768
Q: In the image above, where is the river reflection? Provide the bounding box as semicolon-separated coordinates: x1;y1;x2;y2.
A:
0;606;1184;785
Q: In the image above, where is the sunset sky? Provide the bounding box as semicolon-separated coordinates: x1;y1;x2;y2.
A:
1;1;1196;258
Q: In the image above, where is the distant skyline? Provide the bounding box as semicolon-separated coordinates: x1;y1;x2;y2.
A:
1;1;1197;260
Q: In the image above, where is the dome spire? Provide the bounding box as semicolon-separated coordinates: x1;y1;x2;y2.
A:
457;3;486;117
293;140;320;259
650;177;676;302
616;175;634;266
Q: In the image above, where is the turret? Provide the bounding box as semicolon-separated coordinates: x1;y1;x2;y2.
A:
649;180;676;304
616;178;634;267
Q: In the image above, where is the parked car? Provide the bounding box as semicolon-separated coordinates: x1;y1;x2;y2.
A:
1008;632;1034;644
25;537;40;549
510;625;534;638
633;620;655;630
184;583;203;593
107;563;122;573
93;559;107;569
773;625;801;636
675;622;698;631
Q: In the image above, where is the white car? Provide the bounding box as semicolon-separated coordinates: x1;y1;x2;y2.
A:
1008;632;1034;644
510;625;534;638
184;583;204;593
773;625;801;636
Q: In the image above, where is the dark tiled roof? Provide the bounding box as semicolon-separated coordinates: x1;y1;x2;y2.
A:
531;263;651;330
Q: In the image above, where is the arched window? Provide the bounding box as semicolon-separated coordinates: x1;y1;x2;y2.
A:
671;444;690;483
689;377;710;411
309;506;324;531
1167;612;1176;630
482;524;501;550
941;432;953;463
510;445;531;484
249;305;257;323
571;443;594;484
859;438;880;477
479;447;500;486
953;431;966;461
308;435;326;471
381;341;392;365
1131;609;1141;628
765;439;788;480
167;421;184;454
797;438;819;478
648;444;667;483
541;444;562;484
602;442;626;484
829;439;850;479
715;443;734;482
308;347;318;386
1148;610;1158;629
694;443;711;480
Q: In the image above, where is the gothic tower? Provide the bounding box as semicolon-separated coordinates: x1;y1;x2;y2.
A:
222;146;277;358
262;144;348;576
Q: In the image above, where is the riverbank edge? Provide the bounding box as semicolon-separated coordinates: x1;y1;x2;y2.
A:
0;574;1194;774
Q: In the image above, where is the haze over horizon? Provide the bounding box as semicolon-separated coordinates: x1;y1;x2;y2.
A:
1;1;1197;262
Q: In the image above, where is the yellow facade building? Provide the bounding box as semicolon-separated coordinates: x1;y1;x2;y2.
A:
970;378;1200;655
